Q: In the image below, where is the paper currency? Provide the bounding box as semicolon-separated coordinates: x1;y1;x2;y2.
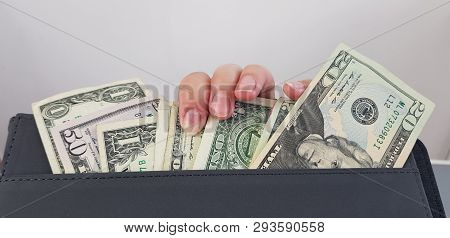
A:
153;99;171;171
32;79;150;174
194;98;277;170
251;44;434;169
268;98;296;138
252;97;295;159
97;117;158;172
49;98;159;173
32;43;435;174
163;105;203;170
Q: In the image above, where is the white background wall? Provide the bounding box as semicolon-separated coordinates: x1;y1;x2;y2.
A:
0;0;449;162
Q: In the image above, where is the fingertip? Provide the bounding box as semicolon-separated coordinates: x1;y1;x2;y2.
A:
235;74;257;95
234;89;258;101
209;91;234;120
178;72;211;134
236;65;275;100
179;107;208;135
284;81;306;100
282;82;296;100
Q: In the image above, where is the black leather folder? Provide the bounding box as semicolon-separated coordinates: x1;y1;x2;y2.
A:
0;114;446;218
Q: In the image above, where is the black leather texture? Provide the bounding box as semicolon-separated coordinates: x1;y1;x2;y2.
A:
0;114;446;218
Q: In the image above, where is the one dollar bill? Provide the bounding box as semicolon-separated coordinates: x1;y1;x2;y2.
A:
32;79;150;174
163;105;203;170
97;117;158;172
251;44;434;169
194;98;277;170
153;99;171;171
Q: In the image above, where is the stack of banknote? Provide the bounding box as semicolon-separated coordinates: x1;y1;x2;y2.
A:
32;44;435;174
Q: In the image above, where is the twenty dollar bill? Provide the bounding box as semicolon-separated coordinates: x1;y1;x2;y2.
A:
251;44;434;169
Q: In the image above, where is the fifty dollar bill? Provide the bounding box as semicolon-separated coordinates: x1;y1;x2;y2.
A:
49;97;160;173
32;79;150;174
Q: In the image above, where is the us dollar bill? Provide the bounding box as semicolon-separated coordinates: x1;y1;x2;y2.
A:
251;44;435;169
153;99;171;171
268;98;296;138
163;105;203;170
49;98;160;173
253;97;295;159
194;98;277;170
32;79;150;174
97;117;158;172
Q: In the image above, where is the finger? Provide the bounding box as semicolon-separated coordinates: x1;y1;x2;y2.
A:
234;64;275;100
283;80;312;100
209;64;242;120
178;72;211;135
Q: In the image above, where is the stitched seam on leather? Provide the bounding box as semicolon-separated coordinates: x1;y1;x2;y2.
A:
1;116;21;177
0;170;419;182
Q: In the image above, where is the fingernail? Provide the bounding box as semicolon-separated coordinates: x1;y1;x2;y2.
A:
209;91;231;118
181;109;202;134
287;81;305;94
235;75;256;92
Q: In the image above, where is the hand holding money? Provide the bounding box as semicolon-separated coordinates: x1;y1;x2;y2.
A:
32;44;434;174
177;65;312;135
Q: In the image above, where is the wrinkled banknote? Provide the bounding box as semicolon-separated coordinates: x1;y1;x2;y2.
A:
194;98;277;170
32;79;150;174
153;99;171;171
268;98;296;138
251;44;434;169
49;98;159;173
163;105;203;170
253;98;295;159
97;117;158;172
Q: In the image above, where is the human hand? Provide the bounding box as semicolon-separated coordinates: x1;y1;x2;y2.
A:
178;64;311;134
